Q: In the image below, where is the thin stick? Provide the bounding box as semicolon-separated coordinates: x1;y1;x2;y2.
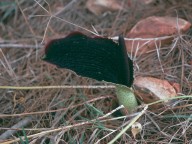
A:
0;117;33;140
0;85;116;90
0;44;42;49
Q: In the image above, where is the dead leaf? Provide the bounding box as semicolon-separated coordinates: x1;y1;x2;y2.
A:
140;0;154;4
126;16;191;56
133;76;177;109
86;0;124;15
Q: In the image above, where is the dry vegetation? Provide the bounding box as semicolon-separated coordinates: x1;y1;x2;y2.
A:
0;0;192;143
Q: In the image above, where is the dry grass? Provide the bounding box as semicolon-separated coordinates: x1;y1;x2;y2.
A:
0;0;192;143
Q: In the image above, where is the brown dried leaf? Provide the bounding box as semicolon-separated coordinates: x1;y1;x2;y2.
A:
139;0;155;4
126;16;191;56
86;0;124;15
133;76;177;109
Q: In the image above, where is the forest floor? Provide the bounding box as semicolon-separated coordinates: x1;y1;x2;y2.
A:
0;0;192;143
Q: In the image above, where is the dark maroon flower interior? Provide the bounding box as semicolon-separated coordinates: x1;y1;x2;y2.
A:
43;32;134;87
